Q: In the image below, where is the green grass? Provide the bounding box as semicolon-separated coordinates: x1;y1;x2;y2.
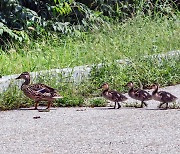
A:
0;16;179;76
0;53;179;110
88;98;107;107
89;54;180;91
0;15;180;110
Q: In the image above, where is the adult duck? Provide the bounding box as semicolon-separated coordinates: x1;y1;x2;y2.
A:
16;72;63;110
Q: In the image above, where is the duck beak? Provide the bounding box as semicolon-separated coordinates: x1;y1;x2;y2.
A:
15;76;21;79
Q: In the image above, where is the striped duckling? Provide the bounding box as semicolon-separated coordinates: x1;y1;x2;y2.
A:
100;83;128;109
127;81;152;108
152;84;177;109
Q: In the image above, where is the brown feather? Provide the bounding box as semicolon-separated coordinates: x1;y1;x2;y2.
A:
101;83;127;109
16;72;63;109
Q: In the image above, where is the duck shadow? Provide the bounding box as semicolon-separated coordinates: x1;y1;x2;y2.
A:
19;108;36;110
145;108;166;111
145;108;179;111
19;108;56;111
94;107;179;111
95;107;141;110
94;107;117;110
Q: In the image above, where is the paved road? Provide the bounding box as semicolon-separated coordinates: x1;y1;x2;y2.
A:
0;85;180;154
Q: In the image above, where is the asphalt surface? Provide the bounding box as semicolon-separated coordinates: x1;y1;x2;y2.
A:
0;84;180;154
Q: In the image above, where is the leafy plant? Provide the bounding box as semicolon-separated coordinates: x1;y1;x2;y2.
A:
0;0;178;46
89;98;107;107
56;95;84;107
0;83;32;110
0;22;23;46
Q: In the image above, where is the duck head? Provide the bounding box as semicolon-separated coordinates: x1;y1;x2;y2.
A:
100;83;109;91
127;81;134;88
151;84;159;90
16;72;30;80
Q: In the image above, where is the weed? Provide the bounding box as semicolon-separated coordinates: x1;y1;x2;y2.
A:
88;98;107;107
0;83;32;110
124;102;140;108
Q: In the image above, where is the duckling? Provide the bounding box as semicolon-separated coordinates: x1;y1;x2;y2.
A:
127;81;152;108
100;83;128;109
16;72;63;110
152;84;177;109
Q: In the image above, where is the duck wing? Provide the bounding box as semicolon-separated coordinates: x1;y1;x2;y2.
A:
139;90;152;100
134;89;151;100
29;84;56;93
27;84;61;99
158;91;177;102
109;90;127;101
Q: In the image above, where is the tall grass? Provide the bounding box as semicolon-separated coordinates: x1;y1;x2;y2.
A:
0;15;179;76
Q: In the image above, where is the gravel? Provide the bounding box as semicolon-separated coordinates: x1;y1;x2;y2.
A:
0;84;180;154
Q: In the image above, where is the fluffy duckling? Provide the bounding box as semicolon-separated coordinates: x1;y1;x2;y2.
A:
16;72;63;110
100;83;128;109
127;81;152;108
152;84;177;109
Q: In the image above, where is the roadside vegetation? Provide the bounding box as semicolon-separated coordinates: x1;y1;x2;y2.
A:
0;0;179;110
0;16;179;76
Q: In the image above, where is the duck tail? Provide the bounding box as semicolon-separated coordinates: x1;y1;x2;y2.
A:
52;92;63;99
52;96;63;99
174;96;178;101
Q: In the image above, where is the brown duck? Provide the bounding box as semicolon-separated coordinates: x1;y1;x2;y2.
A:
127;81;152;108
152;84;177;109
100;83;128;109
16;72;63;110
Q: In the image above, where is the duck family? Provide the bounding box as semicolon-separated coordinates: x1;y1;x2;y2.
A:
99;82;177;109
16;72;178;110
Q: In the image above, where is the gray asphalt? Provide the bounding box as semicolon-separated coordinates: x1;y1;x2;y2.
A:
0;84;180;154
